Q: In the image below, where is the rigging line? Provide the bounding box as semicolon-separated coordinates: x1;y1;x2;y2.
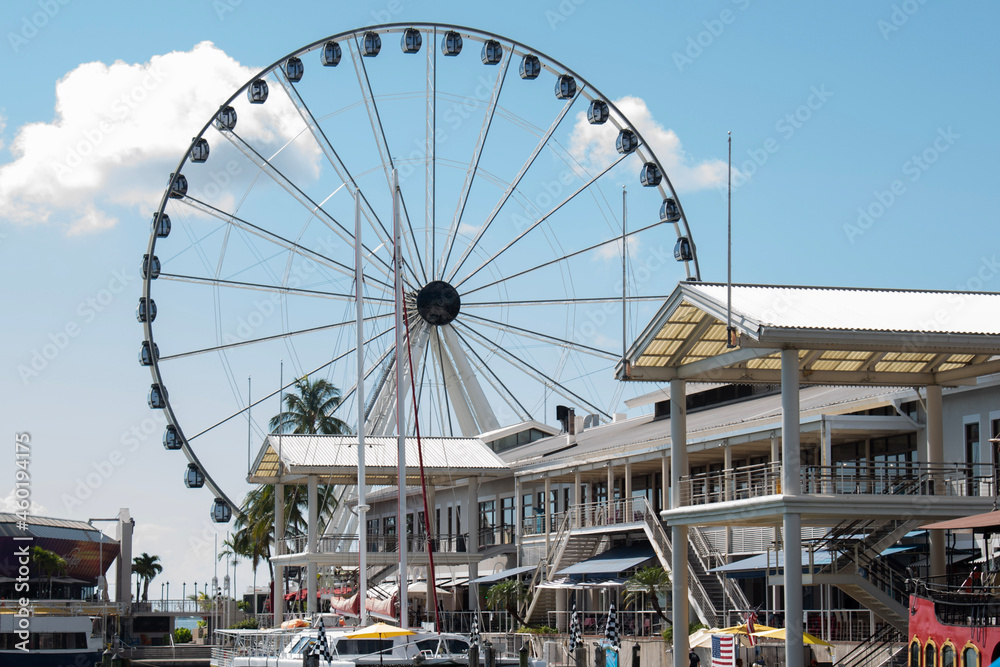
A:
463;295;672;307
179;196;392;293
159;314;393;361
444;85;584;284
453;153;630;290
218;127;399;283
449;325;531;421
402;292;441;635
461;311;618;360
437;47;513;280
454;320;611;419
187;326;394;442
396;187;429;285
158;273;392;303
461;218;664;297
272;68;396;257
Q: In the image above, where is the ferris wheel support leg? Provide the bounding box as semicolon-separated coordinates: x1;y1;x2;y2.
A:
440;324;500;433
431;328;479;437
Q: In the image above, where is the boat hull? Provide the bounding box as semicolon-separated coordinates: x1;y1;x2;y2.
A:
908;594;1000;665
0;649;103;666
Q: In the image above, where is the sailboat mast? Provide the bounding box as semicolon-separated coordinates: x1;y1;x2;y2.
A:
393;167;409;625
356;187;369;625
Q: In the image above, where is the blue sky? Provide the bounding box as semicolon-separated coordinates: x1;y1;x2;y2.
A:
1;0;997;602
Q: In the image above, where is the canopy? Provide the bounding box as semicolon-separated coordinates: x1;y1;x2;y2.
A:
470;565;535;584
922;510;1000;532
717;623;778;635
344;623;415;639
556;544;655;576
752;628;833;647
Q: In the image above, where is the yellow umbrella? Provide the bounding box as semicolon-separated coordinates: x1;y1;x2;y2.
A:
751;628;833;647
344;622;416;639
344;623;416;666
717;623;778;635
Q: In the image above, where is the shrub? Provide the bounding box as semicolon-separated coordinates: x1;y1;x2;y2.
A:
174;627;193;644
229;618;260;630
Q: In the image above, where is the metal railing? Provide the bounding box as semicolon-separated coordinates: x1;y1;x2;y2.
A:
522;497;651;536
681;461;994;504
282;532;476;555
546;609;664;636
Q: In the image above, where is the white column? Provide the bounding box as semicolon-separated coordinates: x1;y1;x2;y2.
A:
468;477;480;607
307;476;318;615
661;454;670;512
274;481;285;626
514;478;522;547
780;349;804;667
669;379;689;662
927;385;946;578
544;476;552;553
724;444;733;501
624;460;633;515
573;470;582;528
607;463;615;522
821;417;832;494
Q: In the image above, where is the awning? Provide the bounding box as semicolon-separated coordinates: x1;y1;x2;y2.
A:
710;550;834;575
471;565;536;584
556;544;655;576
922;510;1000;532
536;577;627;590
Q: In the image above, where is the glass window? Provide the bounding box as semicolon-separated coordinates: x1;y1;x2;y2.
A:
966;422;981;465
963;646;979;667
910;641;920;667
925;642;937;667
942;644;955;667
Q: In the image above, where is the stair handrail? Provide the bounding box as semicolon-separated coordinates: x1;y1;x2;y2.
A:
835;623;904;667
522;510;574;622
689;525;752;617
636;498;717;627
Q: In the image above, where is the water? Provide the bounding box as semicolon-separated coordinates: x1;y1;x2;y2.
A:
175;616;203;631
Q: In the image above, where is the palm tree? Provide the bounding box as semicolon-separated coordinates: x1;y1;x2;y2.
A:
485;580;529;628
132;553;163;601
269;376;351;435
623;566;671;623
32;547;66;599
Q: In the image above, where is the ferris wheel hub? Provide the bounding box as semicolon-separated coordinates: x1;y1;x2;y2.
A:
416;280;461;326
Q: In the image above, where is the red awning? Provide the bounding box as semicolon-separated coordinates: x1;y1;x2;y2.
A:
922;511;1000;532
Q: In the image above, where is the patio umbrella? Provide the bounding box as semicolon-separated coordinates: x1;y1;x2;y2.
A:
569;600;582;653
470;614;481;648
717;622;778;635
604;603;619;649
313;615;334;665
750;628;833;647
345;622;416;666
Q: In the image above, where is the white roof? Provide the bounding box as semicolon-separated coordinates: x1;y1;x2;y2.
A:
691;283;1000;335
250;435;509;484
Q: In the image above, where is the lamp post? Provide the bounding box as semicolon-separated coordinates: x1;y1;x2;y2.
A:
224;574;231;629
161;582;165;603
194;582;198;614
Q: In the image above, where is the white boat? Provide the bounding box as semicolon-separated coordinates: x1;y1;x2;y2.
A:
0;613;103;667
213;624;544;667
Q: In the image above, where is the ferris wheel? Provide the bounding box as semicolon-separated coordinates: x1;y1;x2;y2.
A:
138;23;701;521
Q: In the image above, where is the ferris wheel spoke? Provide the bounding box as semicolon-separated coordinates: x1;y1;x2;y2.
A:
159;314;393;362
344;38;428;288
424;27;437;287
186;325;395;443
217;127;398;284
449;325;532;422
158;273;393;304
177;196;393;295
430;328;455;437
453;319;611;420
272;68;398;269
444;87;583;284
437;47;513;280
453;152;630;291
397;188;429;285
462;217;664;297
463;295;671;307
461;312;618;360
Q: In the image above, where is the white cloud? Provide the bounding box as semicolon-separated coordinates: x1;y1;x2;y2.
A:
568;96;728;191
0;42;317;235
595;235;640;261
0;488;47;515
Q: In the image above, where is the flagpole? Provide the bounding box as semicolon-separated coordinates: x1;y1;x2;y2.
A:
355;187;369;626
393;167;408;627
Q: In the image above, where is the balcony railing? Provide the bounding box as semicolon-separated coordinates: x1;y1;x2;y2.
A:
680;461;994;505
522;497;650;536
281;528;516;556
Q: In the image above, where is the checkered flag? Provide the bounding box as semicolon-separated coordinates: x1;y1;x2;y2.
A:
313;615;334;664
470;614;481;648
569;600;582;653
604;603;619;649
